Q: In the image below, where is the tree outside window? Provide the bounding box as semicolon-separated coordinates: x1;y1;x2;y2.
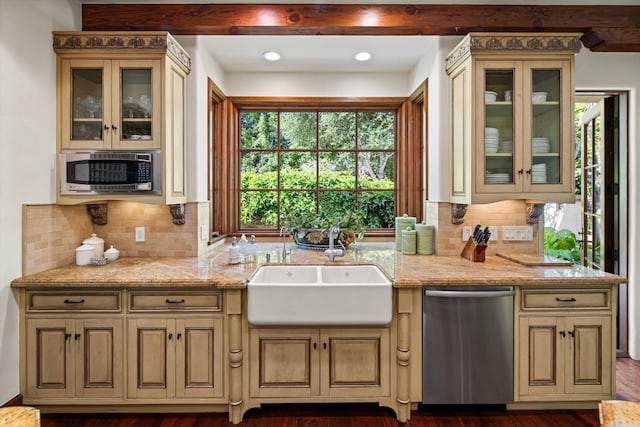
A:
239;111;395;231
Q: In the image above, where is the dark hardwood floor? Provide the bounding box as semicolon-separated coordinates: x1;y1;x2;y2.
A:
41;358;640;427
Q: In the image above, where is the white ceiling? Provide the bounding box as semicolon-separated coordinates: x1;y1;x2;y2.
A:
82;1;639;74
198;35;441;73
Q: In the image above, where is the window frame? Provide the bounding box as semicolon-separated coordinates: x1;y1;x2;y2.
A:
210;96;423;239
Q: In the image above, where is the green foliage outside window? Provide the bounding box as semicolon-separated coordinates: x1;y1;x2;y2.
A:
239;110;396;231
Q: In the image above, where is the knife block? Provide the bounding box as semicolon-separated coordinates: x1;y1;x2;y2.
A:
460;237;487;262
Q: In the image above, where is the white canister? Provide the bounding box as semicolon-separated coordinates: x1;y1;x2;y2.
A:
83;233;105;258
75;244;95;266
104;245;120;262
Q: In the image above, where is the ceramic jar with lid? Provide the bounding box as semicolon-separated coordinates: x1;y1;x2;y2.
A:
75;243;95;266
104;245;120;261
83;233;104;258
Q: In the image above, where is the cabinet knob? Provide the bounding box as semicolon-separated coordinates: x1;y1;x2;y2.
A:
168;333;173;340
177;333;182;340
75;333;81;341
559;331;566;338
518;169;524;175
526;169;532;175
65;333;72;341
111;124;118;132
103;124;109;133
568;330;575;338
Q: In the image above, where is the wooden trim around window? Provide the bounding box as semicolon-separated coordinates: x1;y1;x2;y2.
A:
212;96;423;236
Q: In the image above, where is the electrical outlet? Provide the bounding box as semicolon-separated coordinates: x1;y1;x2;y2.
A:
502;225;533;241
135;226;145;242
462;226;472;241
487;226;499;241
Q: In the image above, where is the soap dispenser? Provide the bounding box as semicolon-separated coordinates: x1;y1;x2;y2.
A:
229;237;240;264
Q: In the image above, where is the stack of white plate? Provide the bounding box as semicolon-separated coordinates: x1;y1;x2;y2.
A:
532;137;550;153
485;172;511;183
498;140;513;153
531;163;547;183
485;128;499;153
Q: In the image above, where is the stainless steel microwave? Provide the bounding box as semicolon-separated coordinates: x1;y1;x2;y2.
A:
59;150;162;195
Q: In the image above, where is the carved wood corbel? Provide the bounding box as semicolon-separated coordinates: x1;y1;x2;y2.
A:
450;203;468;224
169;204;185;225
86;203;108;225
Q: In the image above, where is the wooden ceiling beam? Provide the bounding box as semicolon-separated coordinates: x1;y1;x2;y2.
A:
81;4;640;52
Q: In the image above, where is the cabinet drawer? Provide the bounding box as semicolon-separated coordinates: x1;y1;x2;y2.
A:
129;291;222;312
520;288;611;311
27;291;121;312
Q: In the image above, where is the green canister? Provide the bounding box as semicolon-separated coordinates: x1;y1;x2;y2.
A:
415;222;434;255
401;227;417;255
395;214;416;251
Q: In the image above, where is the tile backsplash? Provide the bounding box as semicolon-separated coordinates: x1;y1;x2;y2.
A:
22;201;212;275
424;200;541;256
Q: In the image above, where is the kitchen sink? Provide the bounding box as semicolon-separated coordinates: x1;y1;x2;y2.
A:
247;264;392;326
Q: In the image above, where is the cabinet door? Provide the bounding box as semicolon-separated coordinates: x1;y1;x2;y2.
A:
475;60;522;194
564;316;613;396
522;60;573;194
518;317;564;397
175;318;224;399
112;59;161;150
60;59;112;150
75;319;124;399
164;62;187;203
249;328;319;398
127;318;175;398
26;319;74;399
320;328;390;398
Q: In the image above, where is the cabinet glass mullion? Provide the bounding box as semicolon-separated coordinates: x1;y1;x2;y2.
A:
484;69;514;185
531;69;561;185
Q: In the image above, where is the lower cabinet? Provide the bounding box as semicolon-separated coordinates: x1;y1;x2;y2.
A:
249;327;390;399
516;287;615;401
127;317;224;399
26;318;124;399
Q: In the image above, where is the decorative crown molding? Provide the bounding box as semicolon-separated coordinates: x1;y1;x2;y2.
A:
52;31;191;72
446;32;582;72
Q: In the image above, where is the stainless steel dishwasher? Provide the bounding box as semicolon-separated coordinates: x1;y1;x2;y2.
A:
422;286;515;405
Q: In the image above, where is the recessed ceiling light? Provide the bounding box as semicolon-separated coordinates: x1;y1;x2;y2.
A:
355;51;372;62
263;51;281;61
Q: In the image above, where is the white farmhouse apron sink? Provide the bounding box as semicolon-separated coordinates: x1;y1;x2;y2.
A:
247;264;392;326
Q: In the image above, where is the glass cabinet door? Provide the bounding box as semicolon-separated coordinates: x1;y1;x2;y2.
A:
480;62;519;190
523;60;572;193
529;68;561;185
120;68;153;143
63;59;111;149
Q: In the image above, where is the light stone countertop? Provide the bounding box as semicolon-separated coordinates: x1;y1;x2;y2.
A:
11;241;627;289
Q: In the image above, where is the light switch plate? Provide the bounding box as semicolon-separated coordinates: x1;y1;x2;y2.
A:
135;226;145;242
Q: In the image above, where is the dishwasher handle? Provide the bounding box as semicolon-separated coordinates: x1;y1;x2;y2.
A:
424;289;515;298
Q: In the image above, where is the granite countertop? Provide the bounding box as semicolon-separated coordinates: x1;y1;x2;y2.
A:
11;241;627;289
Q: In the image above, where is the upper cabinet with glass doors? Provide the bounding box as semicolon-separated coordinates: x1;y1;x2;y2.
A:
446;33;581;205
53;32;191;205
61;58;161;150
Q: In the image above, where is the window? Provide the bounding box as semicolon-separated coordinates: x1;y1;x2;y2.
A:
239;111;396;231
209;95;423;238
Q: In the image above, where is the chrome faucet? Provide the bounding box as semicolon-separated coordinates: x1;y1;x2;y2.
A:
280;226;291;262
324;227;346;262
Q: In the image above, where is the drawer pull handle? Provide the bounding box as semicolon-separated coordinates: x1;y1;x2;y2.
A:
165;299;186;304
64;299;85;304
556;297;577;302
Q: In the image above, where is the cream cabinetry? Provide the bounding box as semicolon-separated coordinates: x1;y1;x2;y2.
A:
23;290;124;401
446;33;581;205
249;327;390;399
127;291;224;400
53;32;190;205
515;287;616;402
